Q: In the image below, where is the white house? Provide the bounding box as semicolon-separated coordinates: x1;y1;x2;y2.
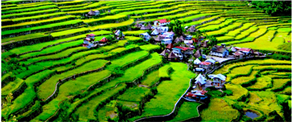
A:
194;58;201;65
139;33;151;41
195;74;207;85
208;74;226;86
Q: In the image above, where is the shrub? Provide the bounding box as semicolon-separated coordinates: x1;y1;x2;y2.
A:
268;53;291;60
224;90;233;96
112;67;124;76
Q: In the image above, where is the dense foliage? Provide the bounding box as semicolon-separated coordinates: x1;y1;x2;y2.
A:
248;0;291;16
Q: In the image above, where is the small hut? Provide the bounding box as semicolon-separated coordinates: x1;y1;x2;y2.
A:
187;25;196;32
114;30;125;40
160;49;170;58
194;58;201;65
168;52;178;60
194;49;202;58
141;24;152;30
88;10;100;16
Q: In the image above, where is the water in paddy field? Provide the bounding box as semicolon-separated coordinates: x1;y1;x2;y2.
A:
244;111;259;119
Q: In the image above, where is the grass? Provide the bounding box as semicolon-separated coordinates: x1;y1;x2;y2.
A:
248;91;284;118
12;12;66;22
51;27;90;37
178;13;210;23
36;60;109;100
2;19;82;36
2;70;54;117
3;15;76;30
126;36;143;42
214;59;291;75
56;70;111;99
132;8;185;19
198;19;235;32
234;30;289;52
117;87;152;102
206;22;242;36
200;98;240;122
169;102;201;121
2;33;49;45
83;14;128;24
226;65;253;82
276;94;290;104
197;17;226;28
20;36;107;59
72;45;139;67
2;86;35;118
96;105;117;122
1;78;24;95
74;84;127;121
278;86;291;95
123;30;148;36
140;70;160;87
21;46;87;65
216;36;234;42
140;10;200;23
234;27;258;40
139;44;160;51
130;63;196;120
25;41;127;73
230;71;257;85
9;30;111;55
33;70;112;121
89;19;134;31
106;50;149;71
158;64;171;78
225;84;248;100
247;76;272;90
2;5;57;14
277;28;291;33
225;23;255;36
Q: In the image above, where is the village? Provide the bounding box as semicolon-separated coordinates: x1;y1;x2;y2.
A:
81;9;267;103
2;1;291;121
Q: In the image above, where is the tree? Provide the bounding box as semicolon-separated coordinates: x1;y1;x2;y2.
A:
59;100;71;121
3;93;14;121
250;1;291;16
199;56;203;61
165;53;169;59
159;43;166;51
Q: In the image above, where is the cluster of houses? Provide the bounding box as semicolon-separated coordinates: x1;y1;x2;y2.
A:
82;30;125;49
185;73;226;102
210;44;262;59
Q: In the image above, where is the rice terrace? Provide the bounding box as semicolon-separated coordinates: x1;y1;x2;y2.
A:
1;0;291;121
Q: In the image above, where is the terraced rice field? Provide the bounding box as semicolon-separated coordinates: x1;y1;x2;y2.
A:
208;59;292;121
1;0;291;121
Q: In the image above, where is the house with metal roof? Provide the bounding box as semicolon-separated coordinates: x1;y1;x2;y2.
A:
208;74;226;87
210;45;229;58
154;19;170;26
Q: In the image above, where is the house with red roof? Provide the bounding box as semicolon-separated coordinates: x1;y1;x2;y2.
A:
99;37;108;43
239;48;254;55
233;48;254;59
174;46;194;55
98;37;108;46
199;61;212;70
154;19;170;26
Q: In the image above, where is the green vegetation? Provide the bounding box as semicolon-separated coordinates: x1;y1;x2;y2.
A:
131;63;196;120
169;102;201;121
2;1;291;122
201;98;240;121
37;60;109;100
117;87;152;102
